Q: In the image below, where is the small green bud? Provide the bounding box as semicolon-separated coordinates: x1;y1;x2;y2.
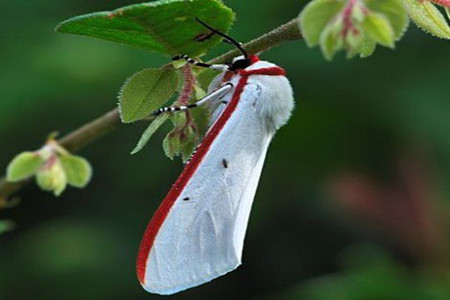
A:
36;157;67;196
299;0;409;60
6;139;93;196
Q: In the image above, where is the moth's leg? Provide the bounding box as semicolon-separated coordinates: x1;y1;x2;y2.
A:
172;55;229;71
152;83;233;116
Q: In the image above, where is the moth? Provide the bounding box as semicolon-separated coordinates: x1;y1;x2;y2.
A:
136;19;295;295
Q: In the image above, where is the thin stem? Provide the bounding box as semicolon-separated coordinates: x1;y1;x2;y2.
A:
0;16;302;202
58;109;122;152
210;18;302;64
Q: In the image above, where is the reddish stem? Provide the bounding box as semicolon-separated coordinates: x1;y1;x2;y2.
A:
176;65;196;106
341;0;358;37
175;65;198;135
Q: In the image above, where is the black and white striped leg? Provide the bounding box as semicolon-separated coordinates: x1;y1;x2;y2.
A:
152;83;233;116
153;104;197;116
172;55;229;71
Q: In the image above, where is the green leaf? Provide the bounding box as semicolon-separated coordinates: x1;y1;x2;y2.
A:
163;130;182;160
345;30;364;58
364;0;409;40
195;68;219;92
131;114;170;154
403;0;450;39
56;0;235;57
60;155;93;188
119;67;179;123
6;152;45;182
162;112;198;161
359;36;377;57
299;0;345;47
362;12;395;48
180;125;197;163
319;19;343;60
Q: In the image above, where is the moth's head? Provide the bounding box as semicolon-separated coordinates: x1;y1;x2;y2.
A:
228;55;260;71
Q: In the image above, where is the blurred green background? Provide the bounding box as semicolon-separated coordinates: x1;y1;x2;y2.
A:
2;1;450;299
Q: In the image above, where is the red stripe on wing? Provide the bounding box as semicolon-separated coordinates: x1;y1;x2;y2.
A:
136;75;250;284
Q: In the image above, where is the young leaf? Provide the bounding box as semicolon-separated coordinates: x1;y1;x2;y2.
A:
345;30;365;58
403;0;450;39
131;114;170;154
60;155;93;188
359;36;377;57
319;19;343;60
119;67;179;123
362;12;395;48
363;0;409;40
180;125;198;163
56;0;234;57
299;0;345;47
195;68;219;92
161;112;195;160
6;152;45;182
163;130;182;160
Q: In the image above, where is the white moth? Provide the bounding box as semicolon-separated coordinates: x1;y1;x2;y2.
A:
136;20;295;295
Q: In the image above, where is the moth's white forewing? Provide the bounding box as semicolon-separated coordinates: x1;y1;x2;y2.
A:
141;61;294;295
143;84;271;294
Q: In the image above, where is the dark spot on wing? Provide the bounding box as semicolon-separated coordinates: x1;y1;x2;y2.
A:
222;159;229;168
183;197;190;201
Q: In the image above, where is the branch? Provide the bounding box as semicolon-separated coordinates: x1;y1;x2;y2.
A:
58;109;122;152
0;17;301;202
210;18;302;64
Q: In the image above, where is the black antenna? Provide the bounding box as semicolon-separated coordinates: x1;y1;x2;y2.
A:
195;18;248;58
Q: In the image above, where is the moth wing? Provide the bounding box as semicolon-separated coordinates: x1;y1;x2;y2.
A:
140;83;273;294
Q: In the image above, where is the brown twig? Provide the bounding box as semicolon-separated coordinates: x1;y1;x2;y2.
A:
0;17;302;202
